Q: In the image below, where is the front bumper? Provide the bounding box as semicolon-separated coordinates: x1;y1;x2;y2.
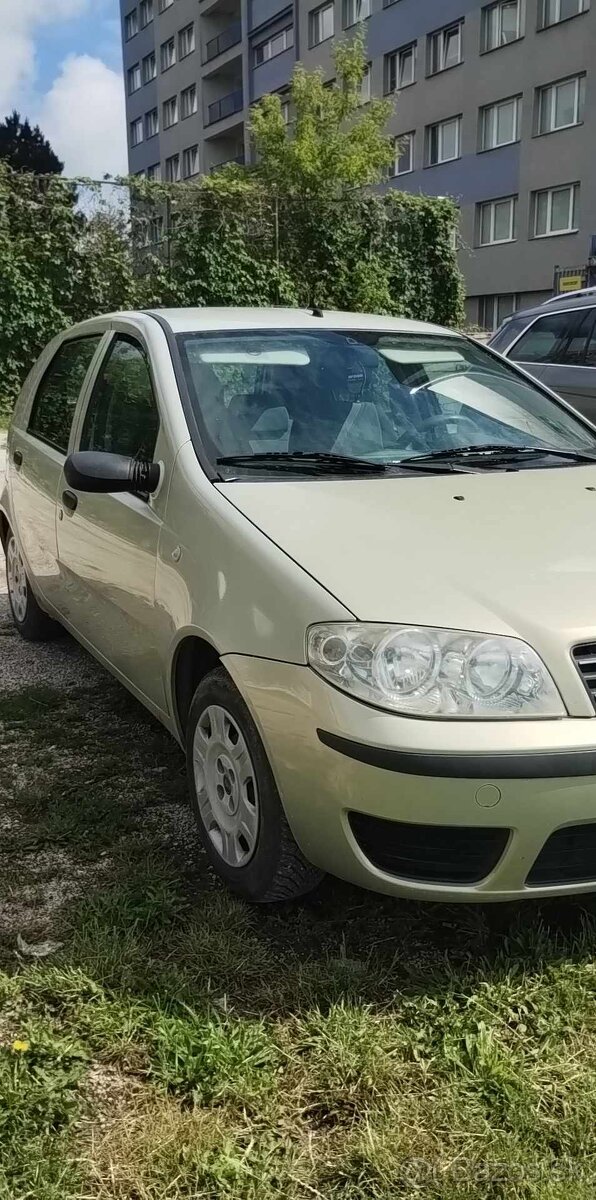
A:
225;654;596;902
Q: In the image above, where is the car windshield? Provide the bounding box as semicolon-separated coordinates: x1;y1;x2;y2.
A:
176;329;596;472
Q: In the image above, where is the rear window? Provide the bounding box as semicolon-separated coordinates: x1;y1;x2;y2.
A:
489;317;527;353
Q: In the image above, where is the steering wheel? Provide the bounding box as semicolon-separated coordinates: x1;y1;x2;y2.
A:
415;413;480;449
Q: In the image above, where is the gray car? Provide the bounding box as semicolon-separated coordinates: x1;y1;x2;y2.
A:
490;295;596;424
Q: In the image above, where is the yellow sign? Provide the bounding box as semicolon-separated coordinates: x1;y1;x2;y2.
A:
559;275;585;293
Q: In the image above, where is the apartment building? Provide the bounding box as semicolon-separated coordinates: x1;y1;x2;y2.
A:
120;0;596;327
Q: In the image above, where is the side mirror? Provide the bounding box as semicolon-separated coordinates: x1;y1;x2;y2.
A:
64;451;160;495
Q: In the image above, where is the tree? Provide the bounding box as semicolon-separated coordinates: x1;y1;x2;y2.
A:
248;32;395;200
247;32;398;308
0;111;63;175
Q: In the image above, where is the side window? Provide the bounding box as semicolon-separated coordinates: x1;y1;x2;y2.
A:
80;335;159;460
585;320;596;367
510;310;594;365
28;336;102;453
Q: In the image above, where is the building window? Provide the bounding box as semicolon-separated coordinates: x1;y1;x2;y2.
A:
481;1;521;51
478;196;517;244
165;154;181;183
145;215;164;246
309;2;334;46
130;117;144;147
426;116;461;165
142;52;156;84
343;0;371;26
479;294;518;330
124;9;138;39
163;96;178;129
179;24;195;59
145;108;159;139
158;0;173;10
358;64;371;103
384;43;416;92
536;75;585;134
161;38;176;72
480;96;521;149
539;0;589;28
181;84;198;120
183;145;200;178
254;25;294;65
392;132;414;176
281;99;291;124
428;21;463;75
147;163;161;181
128;64;141;94
532;184;579;236
139;0;153;27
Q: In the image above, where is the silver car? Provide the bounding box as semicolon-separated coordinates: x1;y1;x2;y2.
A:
490;295;596;424
5;307;596;906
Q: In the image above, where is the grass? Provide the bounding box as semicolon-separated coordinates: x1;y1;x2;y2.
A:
4;674;596;1196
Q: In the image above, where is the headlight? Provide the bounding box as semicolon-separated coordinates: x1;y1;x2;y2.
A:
307;624;566;718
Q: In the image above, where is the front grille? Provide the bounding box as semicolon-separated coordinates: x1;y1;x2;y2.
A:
349;813;509;885
572;643;596;709
527;823;596;887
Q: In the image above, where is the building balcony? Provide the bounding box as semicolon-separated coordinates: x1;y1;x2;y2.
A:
206;88;243;125
210;152;246;171
204;21;242;63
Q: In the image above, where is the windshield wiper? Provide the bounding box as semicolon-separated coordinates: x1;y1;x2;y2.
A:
399;443;596;468
216;451;388;475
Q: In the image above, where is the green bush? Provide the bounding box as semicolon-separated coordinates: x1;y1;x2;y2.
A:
0;165;464;421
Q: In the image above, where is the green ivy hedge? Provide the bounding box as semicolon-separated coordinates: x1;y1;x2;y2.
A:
0;166;465;420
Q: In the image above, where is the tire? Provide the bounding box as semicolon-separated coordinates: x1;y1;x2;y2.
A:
4;528;62;642
186;666;324;903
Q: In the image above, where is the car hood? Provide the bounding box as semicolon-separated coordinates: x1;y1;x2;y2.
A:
218;466;596;645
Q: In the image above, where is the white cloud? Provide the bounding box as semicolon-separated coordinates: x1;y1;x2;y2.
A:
0;0;88;112
36;54;127;179
0;0;127;179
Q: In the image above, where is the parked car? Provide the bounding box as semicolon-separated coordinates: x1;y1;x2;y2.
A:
489;294;596;424
6;307;596;905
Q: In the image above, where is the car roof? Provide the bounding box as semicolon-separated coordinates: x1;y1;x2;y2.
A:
97;306;458;338
505;294;596;325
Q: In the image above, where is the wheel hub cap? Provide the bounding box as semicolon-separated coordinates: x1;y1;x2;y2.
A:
6;536;27;624
192;704;259;868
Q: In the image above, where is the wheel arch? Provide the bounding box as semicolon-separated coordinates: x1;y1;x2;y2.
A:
171;633;221;739
0;507;9;551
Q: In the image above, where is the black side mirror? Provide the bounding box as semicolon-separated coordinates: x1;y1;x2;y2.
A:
64;451;160;495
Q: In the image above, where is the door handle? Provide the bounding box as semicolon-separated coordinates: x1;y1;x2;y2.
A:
62;490;78;512
13;450;23;468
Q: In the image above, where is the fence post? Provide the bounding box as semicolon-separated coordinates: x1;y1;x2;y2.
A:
274;192;280;306
165;192;172;284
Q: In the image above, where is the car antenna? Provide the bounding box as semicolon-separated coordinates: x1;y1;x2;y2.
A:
309;305;324;318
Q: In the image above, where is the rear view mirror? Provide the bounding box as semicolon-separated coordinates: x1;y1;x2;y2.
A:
64;451;160;495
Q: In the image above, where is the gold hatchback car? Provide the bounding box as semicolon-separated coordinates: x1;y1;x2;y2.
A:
4;307;596;904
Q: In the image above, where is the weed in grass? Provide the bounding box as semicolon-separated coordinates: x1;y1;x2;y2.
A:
0;1028;86;1199
150;1010;281;1107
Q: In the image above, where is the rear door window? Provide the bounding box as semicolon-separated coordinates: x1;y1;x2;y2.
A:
28;336;102;453
510;309;596;365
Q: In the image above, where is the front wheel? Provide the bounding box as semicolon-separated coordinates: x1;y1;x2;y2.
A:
4;530;61;641
186;666;323;903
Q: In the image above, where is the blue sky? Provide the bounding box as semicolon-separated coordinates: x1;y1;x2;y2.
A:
0;0;127;177
34;4;122;95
